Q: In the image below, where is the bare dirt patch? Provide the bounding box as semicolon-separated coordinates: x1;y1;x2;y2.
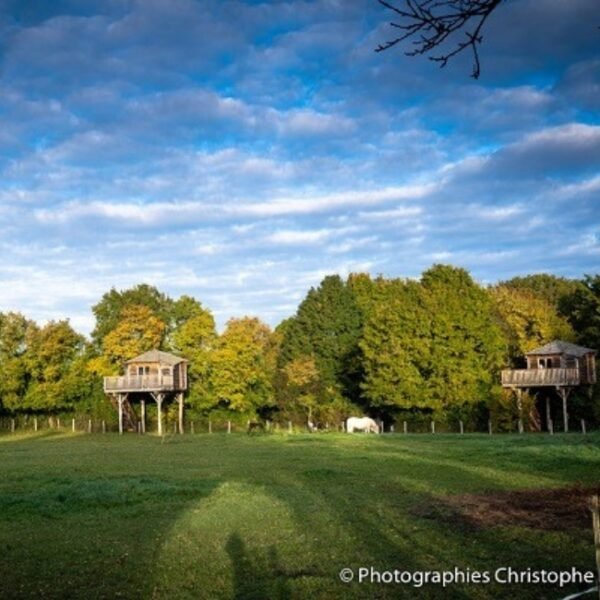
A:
413;484;600;531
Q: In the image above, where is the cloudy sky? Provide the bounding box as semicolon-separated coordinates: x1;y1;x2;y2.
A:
0;0;599;334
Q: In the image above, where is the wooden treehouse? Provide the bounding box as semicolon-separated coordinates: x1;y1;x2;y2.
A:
501;340;596;432
103;350;188;435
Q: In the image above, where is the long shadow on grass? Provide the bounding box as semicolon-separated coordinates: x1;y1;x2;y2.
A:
226;532;291;600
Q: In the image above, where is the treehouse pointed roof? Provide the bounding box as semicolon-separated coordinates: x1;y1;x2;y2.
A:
125;350;188;365
526;340;596;357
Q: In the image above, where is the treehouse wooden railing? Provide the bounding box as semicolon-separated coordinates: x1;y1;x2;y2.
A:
104;375;176;392
501;368;580;387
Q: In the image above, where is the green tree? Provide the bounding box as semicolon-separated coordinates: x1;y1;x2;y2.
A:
559;274;600;350
360;278;431;412
0;312;34;413
361;266;505;421
278;275;364;406
420;265;505;415
209;318;275;416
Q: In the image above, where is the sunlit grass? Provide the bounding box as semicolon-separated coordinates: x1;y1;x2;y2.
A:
0;431;599;599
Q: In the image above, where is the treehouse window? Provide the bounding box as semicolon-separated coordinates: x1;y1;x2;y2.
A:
161;368;170;376
138;366;150;376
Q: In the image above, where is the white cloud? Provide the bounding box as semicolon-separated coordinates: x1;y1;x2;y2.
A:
266;229;333;245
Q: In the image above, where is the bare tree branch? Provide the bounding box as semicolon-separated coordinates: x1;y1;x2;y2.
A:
375;0;503;79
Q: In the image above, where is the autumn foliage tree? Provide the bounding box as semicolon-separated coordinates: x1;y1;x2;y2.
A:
22;320;88;412
208;317;276;417
171;300;217;411
101;305;167;366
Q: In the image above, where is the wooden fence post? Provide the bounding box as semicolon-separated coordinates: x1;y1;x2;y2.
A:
72;418;76;433
403;421;407;434
390;425;394;433
431;421;435;434
34;417;38;432
488;419;493;435
102;420;106;434
88;419;92;434
590;495;600;599
459;420;464;435
191;421;195;434
549;419;554;435
227;421;231;434
208;420;212;434
57;417;61;429
581;419;587;435
288;421;293;434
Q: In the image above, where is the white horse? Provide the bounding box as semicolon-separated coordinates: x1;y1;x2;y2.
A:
346;416;379;434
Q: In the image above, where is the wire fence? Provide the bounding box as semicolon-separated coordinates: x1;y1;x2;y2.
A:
0;415;596;436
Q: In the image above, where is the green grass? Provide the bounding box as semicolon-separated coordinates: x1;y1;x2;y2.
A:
0;431;599;599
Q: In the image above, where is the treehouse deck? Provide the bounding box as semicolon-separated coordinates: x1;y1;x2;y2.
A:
103;374;181;393
501;368;580;388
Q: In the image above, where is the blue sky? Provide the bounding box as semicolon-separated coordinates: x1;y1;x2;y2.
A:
0;0;599;334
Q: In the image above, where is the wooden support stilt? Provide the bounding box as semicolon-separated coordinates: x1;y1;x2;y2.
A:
516;388;524;434
117;394;124;435
558;387;570;432
178;393;184;435
545;396;551;433
140;400;146;434
581;419;587;435
154;394;164;436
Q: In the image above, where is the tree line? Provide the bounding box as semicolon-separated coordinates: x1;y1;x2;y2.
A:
0;265;598;430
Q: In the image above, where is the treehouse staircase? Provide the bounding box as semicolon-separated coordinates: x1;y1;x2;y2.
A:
109;395;137;431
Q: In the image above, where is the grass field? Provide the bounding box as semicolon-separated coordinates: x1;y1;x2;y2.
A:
1;431;599;599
